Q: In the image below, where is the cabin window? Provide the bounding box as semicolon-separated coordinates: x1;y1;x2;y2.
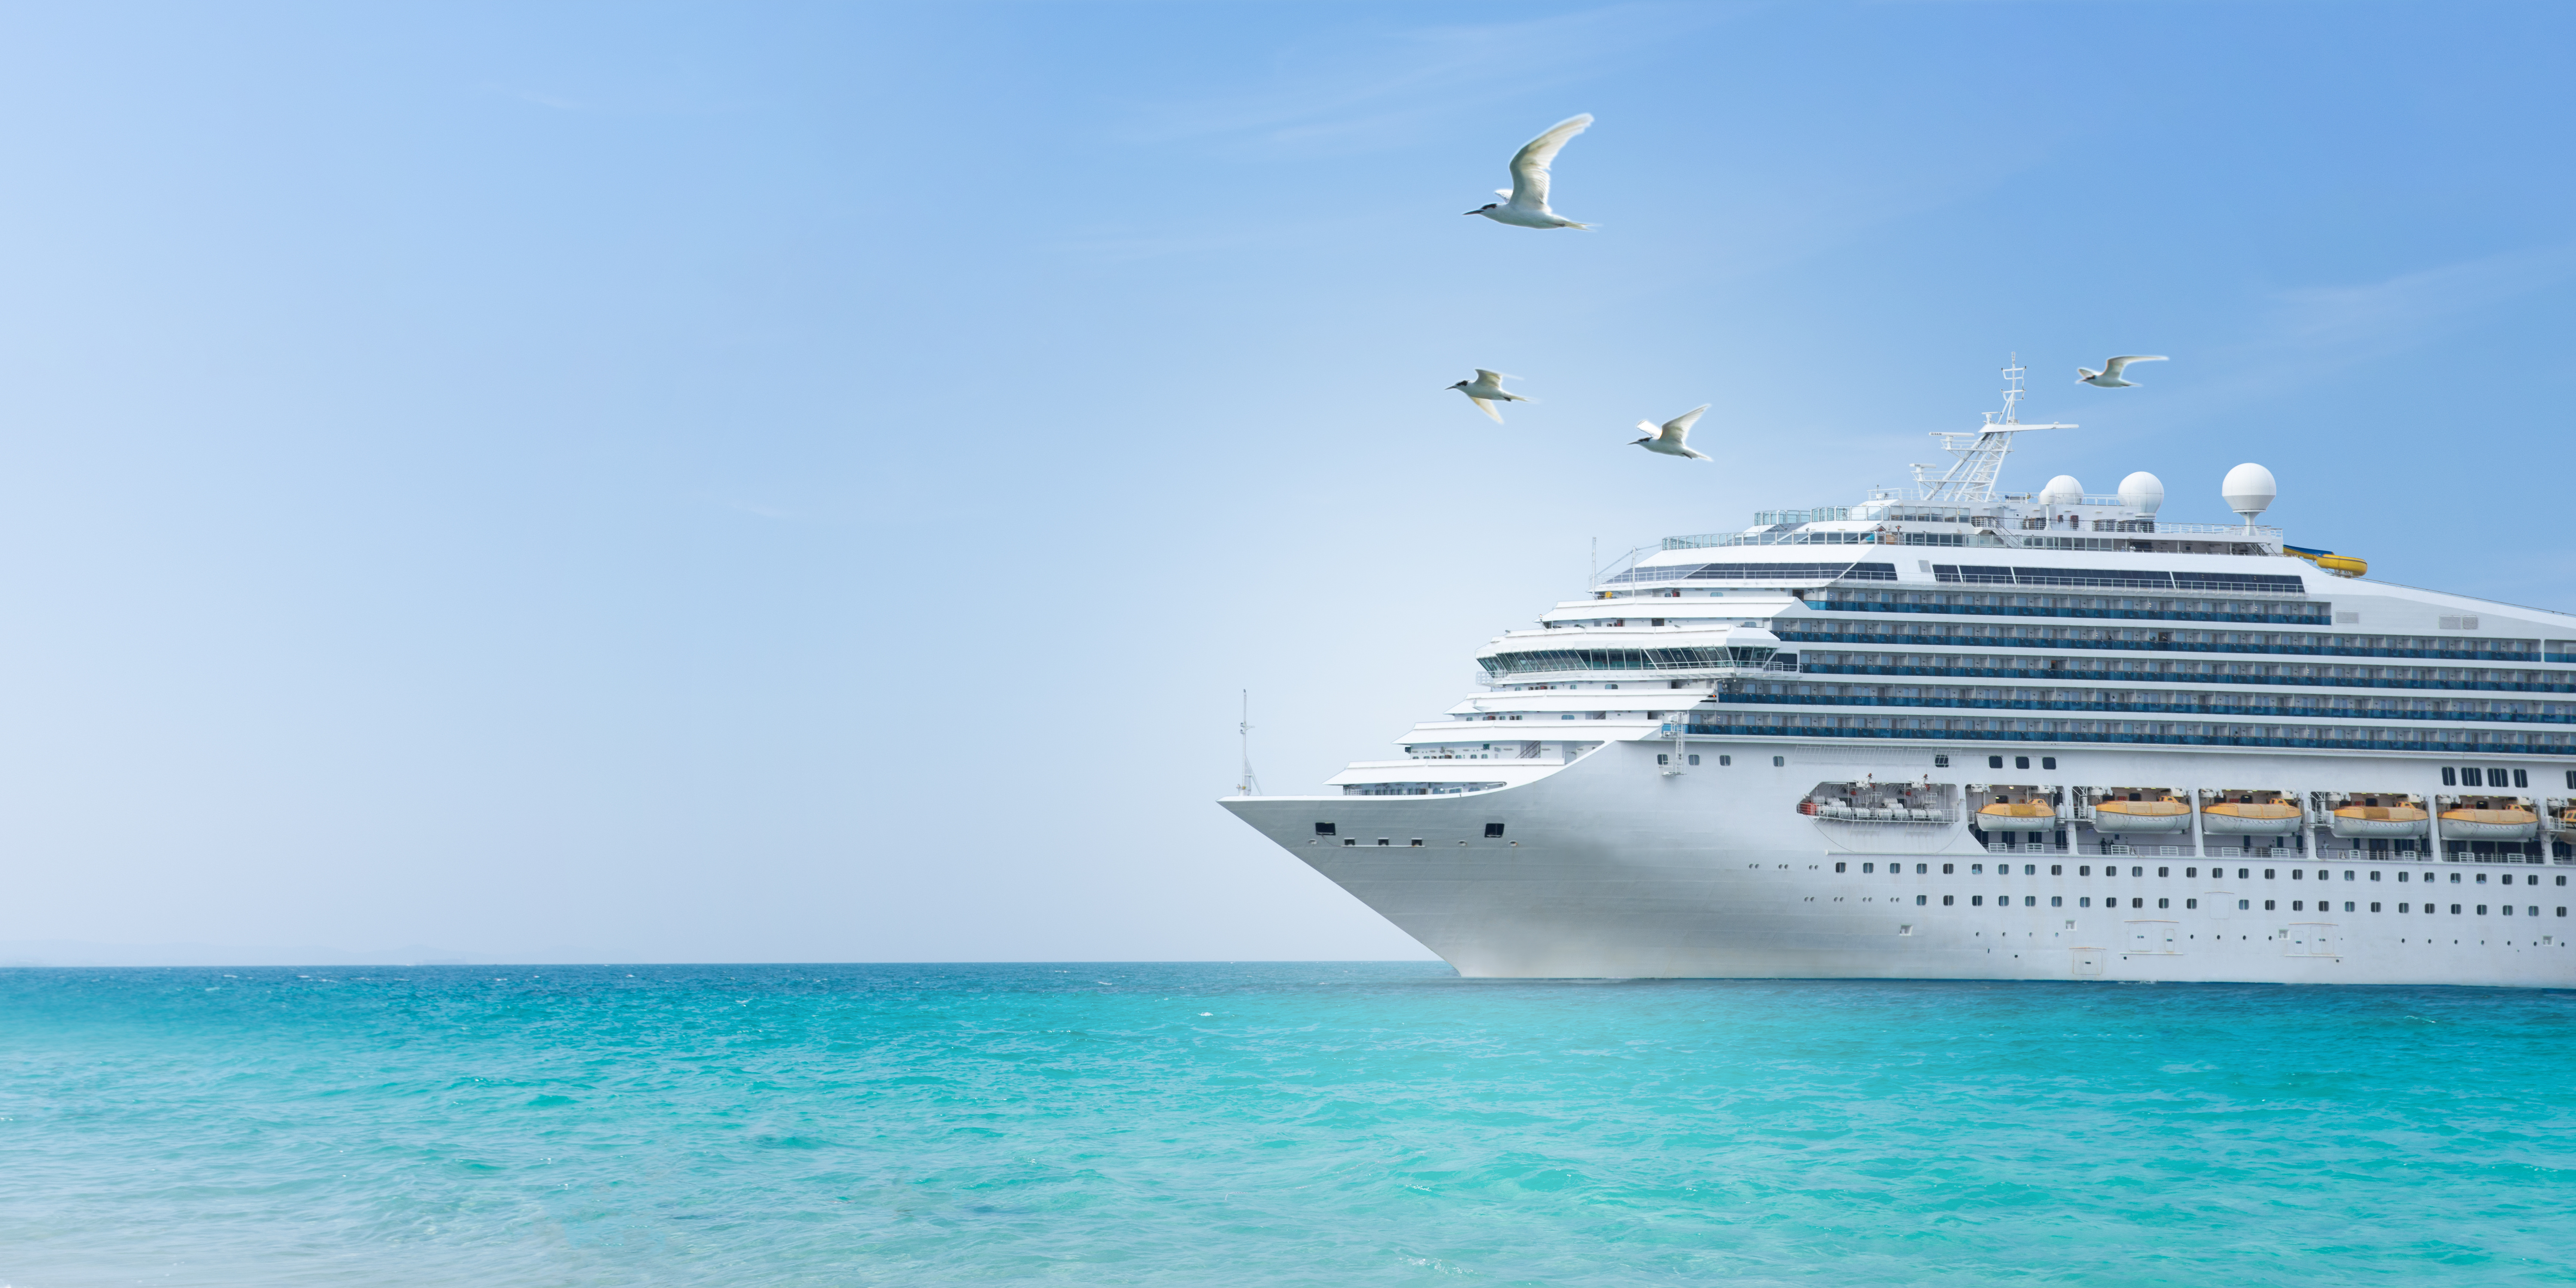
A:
2157;898;2169;909
2514;769;2529;787
1988;756;2004;769
1835;862;1847;873
1934;754;1950;767
2462;767;2483;786
2015;756;2030;769
1688;754;1701;765
2051;896;2063;907
2371;902;2381;912
1971;896;1983;906
1862;863;1875;872
1943;896;1955;905
1315;823;1337;836
1915;895;1927;905
1409;839;1423;847
1719;755;1732;766
2079;897;2091;907
2186;899;2198;908
2186;867;2197;877
2264;900;2276;910
1657;754;1670;765
1942;863;1955;874
2443;767;2458;785
2238;899;2250;910
1773;756;1785;766
1484;823;1505;838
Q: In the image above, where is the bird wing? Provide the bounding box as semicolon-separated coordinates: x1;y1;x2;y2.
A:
1473;369;1508;384
1681;446;1712;461
1661;404;1710;442
1469;396;1503;423
2100;355;2168;378
1507;114;1592;209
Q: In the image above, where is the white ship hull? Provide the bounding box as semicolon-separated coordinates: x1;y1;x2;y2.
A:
1223;739;2576;987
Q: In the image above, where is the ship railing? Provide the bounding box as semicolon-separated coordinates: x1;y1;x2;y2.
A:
2205;845;2308;859
1662;520;2283;551
2085;843;2192;857
1984;842;2070;856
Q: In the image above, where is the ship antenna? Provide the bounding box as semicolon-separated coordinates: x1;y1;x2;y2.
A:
1991;352;2024;427
1236;689;1262;797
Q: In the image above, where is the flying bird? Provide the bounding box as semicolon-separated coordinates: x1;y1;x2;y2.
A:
1446;369;1530;422
2078;355;2168;388
1631;405;1711;461
1465;115;1595;229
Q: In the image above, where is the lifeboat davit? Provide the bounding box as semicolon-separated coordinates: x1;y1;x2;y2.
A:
2091;797;2192;833
2329;803;2430;838
2437;806;2539;840
2199;799;2302;835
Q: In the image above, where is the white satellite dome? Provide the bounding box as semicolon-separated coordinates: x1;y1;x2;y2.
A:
2117;471;2166;515
2222;462;2278;523
2040;474;2085;504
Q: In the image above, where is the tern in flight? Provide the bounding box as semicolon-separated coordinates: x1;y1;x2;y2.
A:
1445;370;1530;422
2077;355;2168;388
1631;405;1711;461
1465;115;1595;229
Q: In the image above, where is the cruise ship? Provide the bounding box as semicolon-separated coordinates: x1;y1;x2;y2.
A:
1221;365;2576;986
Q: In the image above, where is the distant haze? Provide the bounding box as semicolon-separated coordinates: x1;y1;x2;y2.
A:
1;3;2570;964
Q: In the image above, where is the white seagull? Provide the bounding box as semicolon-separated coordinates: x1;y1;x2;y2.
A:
2077;355;2168;388
1631;405;1711;461
1465;114;1595;229
1445;369;1529;422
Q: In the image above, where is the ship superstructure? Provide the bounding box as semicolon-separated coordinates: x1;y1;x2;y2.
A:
1221;365;2576;985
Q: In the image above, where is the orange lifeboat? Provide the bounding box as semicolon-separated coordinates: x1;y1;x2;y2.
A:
2438;805;2538;841
2329;802;2429;838
2091;795;2192;833
1976;800;2058;824
2199;798;2301;835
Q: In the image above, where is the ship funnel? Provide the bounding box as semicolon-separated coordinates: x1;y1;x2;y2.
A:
2117;471;2164;515
2221;462;2276;530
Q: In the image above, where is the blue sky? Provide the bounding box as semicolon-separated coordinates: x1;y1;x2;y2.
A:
2;2;2570;963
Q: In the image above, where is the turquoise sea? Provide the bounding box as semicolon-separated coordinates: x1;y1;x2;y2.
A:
2;963;2571;1286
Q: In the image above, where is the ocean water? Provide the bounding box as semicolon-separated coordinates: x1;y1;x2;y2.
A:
2;965;2571;1287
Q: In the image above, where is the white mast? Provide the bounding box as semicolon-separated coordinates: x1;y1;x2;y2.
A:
1236;690;1262;797
1909;355;2077;505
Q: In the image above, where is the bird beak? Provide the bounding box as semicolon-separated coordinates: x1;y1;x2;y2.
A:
1462;210;1480;216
